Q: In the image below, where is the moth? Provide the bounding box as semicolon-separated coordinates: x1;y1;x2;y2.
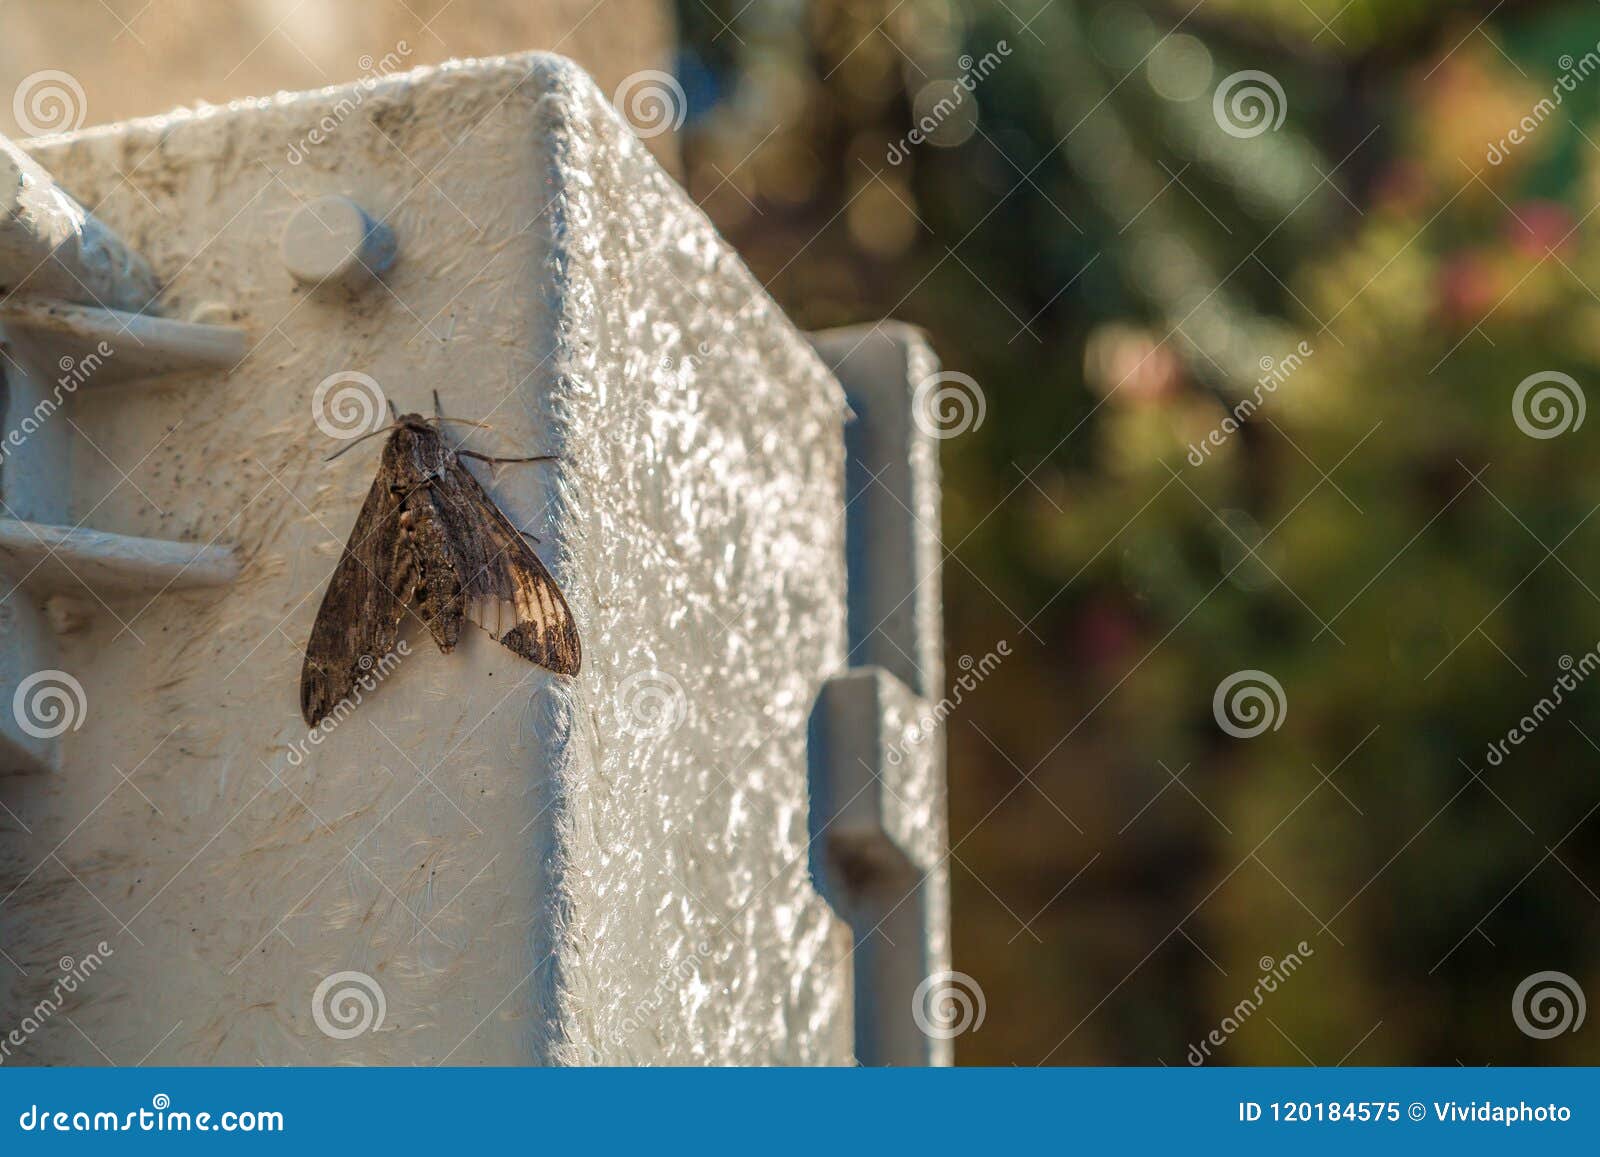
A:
300;396;581;727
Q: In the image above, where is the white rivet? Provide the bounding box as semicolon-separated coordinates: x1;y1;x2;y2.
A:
280;195;396;289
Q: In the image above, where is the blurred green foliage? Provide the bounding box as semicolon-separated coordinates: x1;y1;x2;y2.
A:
679;0;1600;1063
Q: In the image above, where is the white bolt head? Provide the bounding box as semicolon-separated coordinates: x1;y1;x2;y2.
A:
280;194;395;288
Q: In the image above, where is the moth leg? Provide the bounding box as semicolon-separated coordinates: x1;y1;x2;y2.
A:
387;398;400;421
433;389;444;420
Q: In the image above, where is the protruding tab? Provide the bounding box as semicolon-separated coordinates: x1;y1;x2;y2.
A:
281;195;396;289
0;520;239;597
0;298;245;384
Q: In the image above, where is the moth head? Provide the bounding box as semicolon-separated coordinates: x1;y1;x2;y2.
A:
323;413;438;462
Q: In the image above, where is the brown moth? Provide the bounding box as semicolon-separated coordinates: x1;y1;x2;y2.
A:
300;401;581;727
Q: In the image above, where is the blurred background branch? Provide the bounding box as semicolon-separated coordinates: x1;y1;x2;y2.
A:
677;0;1600;1064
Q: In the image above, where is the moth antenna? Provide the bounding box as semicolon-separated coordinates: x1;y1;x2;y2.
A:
433;389;444;419
434;417;491;459
324;423;399;461
387;399;400;421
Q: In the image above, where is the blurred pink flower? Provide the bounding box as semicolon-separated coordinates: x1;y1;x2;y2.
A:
1077;599;1139;669
1436;252;1498;323
1506;200;1574;256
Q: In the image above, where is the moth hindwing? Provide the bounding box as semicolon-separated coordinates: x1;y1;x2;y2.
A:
300;415;581;727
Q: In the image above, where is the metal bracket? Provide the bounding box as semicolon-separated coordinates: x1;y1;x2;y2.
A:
0;132;243;776
807;323;950;1065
